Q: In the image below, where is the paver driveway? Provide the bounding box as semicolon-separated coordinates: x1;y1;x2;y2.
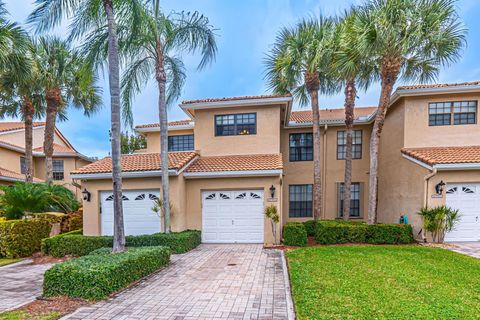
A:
0;259;54;312
64;244;294;320
449;242;480;258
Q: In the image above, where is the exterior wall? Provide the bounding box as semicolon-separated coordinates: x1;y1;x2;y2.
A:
403;93;480;148
144;129;194;153
428;171;480;207
193;105;281;156
0;127;66;148
280;124;371;224
81;176;185;235
184;176;282;245
0;147;23;173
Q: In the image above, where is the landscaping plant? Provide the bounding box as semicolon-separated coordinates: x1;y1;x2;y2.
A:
417;206;461;243
264;204;279;245
283;222;307;247
0;219;51;258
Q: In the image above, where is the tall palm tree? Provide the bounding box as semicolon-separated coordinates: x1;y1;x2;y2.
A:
32;37;101;183
0;1;29;70
333;10;376;220
353;0;466;224
265;16;338;220
105;1;216;233
0;41;46;183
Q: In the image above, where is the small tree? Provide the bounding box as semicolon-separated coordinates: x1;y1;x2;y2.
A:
151;198;174;233
121;132;146;154
417;206;461;243
264;204;279;245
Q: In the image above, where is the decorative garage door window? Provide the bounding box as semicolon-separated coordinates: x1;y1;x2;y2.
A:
446;187;457;194
149;194;159;200
462;187;475;194
105;194;129;201
205;193;216;200
204;191;263;201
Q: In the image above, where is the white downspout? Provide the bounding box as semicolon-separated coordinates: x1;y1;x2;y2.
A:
422;168;437;241
322;124;328;219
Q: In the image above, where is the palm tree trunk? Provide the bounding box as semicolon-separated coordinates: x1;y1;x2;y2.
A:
103;0;125;252
22;98;34;183
155;39;171;234
342;79;356;220
367;60;399;225
44;88;61;183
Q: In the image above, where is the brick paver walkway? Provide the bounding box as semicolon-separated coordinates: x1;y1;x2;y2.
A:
0;259;54;312
448;242;480;258
64;244;294;320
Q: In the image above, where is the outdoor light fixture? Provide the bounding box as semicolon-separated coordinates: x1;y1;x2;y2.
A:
82;188;91;202
435;180;446;195
269;185;276;198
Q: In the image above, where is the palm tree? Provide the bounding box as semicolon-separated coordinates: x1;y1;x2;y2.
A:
83;1;217;233
32;37;101;183
265;16;338;220
353;0;466;224
0;1;29;70
0;40;46;183
333;10;376;220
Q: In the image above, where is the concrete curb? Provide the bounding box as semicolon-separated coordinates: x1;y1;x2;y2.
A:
280;250;296;320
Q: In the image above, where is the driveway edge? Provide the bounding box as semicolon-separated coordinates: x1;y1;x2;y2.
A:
280;250;296;320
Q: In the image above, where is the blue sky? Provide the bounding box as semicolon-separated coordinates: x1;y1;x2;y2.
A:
5;0;480;158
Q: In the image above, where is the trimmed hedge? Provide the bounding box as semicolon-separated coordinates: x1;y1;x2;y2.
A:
42;230;201;257
43;246;170;300
315;220;415;244
0;219;52;258
303;220;317;237
283;222;307;246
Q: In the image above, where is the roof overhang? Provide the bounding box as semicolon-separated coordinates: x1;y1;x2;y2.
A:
402;154;480;171
285;112;377;128
180;96;293;119
0;176;23;183
136;123;194;134
390;85;480;106
70;169;178;180
183;169;283;179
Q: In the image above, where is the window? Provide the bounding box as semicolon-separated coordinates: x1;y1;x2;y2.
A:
337;130;362;160
338;183;361;218
289;185;313;218
168;135;194;151
20;157;26;174
429;101;477;126
52;160;64;181
215;113;256;136
289;133;313;161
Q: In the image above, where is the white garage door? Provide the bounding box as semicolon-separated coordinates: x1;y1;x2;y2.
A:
101;190;161;236
445;183;480;242
202;190;264;243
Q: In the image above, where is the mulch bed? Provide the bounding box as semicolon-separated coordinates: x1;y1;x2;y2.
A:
16;296;89;318
31;252;72;265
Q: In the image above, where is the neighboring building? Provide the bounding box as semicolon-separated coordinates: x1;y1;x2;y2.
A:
73;81;480;244
0;122;92;198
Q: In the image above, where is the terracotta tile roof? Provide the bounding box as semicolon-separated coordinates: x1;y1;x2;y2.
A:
181;94;291;105
0;140;24;151
290;106;377;124
0;166;43;183
185;154;283;173
0;122;45;133
33;143;76;154
397;81;480;91
136;120;193;129
72;152;197;174
401;146;480;166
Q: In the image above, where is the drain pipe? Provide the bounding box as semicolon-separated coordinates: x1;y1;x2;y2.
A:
322;124;328;219
422;168;437;242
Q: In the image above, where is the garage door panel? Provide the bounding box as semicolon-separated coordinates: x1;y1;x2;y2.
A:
445;183;480;242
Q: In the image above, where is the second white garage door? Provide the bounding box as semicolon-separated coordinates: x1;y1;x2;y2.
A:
202;190;264;243
445;183;480;242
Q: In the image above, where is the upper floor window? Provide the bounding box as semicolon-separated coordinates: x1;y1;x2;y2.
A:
20;157;26;174
289;184;313;218
337;130;362;160
215;113;256;136
289;133;313;161
429;101;477;126
338;182;361;218
168;135;194;152
53;160;64;181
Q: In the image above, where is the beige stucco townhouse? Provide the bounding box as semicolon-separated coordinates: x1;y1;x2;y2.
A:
72;81;480;244
0;122;92;198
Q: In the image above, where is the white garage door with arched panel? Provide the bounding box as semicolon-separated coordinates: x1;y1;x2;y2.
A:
202;190;264;243
445;183;480;242
100;190;161;236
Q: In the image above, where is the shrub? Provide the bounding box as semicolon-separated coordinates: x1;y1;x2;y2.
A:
315;220;415;245
42;230;201;257
303;220;317;237
0;183;79;219
0;219;52;258
417;206;460;243
43;246;170;300
283;222;307;246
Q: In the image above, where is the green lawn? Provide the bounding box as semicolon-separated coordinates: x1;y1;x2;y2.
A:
286;246;480;320
0;258;21;267
0;311;60;320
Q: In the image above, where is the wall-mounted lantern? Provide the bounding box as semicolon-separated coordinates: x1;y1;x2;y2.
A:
435;180;446;195
82;188;91;202
269;185;276;198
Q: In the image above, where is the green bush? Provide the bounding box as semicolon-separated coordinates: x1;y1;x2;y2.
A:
0;219;52;258
283;222;307;246
315;220;415;245
42;230;201;257
43;246;170;300
0;183;80;219
303;220;317;237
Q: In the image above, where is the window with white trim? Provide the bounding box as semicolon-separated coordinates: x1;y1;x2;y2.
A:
52;160;64;181
429;101;477;126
